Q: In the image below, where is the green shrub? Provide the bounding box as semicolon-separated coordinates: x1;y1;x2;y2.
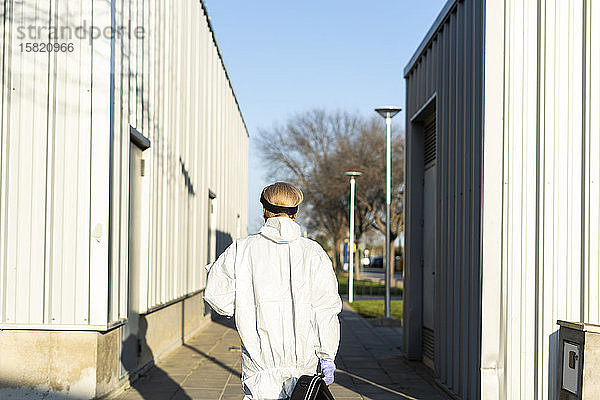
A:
348;300;403;319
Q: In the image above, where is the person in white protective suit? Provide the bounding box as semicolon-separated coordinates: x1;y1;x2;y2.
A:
204;182;342;400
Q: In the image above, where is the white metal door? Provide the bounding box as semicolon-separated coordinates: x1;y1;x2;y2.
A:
121;145;143;377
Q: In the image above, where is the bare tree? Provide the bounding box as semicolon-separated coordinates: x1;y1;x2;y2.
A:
257;110;404;275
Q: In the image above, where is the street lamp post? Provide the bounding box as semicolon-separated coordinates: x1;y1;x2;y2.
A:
375;106;401;319
345;171;362;303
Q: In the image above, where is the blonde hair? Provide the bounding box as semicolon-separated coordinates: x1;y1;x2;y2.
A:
261;182;304;219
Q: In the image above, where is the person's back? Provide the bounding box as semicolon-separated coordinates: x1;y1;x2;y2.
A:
204;183;341;400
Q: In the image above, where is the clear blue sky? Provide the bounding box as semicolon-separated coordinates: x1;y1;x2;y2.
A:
204;1;447;232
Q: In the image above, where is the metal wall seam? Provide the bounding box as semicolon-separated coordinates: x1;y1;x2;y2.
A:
44;0;55;326
0;0;7;327
2;0;14;325
470;2;484;398
480;0;505;397
199;21;208;290
89;0;111;327
539;1;554;398
140;0;152;314
188;2;198;294
585;0;600;325
5;1;33;324
439;18;449;386
74;0;93;326
108;0;120;324
464;2;473;395
450;10;459;391
434;16;443;385
120;0;130;323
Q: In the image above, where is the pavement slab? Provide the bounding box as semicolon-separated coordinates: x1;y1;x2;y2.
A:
112;305;452;400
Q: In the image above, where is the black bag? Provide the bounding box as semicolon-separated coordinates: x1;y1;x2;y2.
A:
290;374;335;400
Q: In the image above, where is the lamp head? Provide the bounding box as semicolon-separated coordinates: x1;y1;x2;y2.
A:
375;106;402;119
344;171;362;177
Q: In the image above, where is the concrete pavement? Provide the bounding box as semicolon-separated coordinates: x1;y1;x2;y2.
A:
113;305;451;400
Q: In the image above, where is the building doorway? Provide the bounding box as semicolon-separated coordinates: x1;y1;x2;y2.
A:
121;128;150;377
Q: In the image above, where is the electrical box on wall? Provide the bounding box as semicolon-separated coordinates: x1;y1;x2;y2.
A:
557;321;600;400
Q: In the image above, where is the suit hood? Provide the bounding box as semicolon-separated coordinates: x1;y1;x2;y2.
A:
258;217;302;243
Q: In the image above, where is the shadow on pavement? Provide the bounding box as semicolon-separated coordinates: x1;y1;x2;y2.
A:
182;343;242;379
121;317;192;400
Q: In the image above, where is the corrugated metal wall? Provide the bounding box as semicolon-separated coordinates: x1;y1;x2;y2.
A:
0;0;248;329
481;0;600;399
403;1;484;398
110;0;248;317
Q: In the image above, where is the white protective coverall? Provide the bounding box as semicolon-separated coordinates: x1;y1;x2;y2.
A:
204;217;342;400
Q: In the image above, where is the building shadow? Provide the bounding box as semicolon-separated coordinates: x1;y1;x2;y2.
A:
202;230;234;320
216;230;234;257
182;342;242;379
122;316;192;400
209;309;235;325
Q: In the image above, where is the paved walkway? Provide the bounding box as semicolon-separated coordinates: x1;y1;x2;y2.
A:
114;305;451;400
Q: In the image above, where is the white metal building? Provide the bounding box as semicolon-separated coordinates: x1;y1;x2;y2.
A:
0;1;248;398
404;0;599;399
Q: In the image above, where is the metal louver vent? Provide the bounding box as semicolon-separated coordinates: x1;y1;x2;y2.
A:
423;115;436;166
422;326;435;365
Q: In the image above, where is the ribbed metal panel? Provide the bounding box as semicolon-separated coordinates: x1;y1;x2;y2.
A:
0;0;248;329
404;1;483;399
481;1;600;399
